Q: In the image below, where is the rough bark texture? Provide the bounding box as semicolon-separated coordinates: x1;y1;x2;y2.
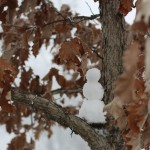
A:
99;0;127;103
99;0;127;149
11;88;111;150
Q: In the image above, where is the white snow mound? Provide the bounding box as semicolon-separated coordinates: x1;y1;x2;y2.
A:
79;100;106;123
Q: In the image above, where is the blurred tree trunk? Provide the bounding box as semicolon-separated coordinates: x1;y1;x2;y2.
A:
99;0;127;149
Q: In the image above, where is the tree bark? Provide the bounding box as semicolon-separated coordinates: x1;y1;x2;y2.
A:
99;0;127;103
11;88;111;150
99;0;127;149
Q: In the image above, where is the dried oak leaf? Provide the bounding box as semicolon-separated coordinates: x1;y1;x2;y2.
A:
148;100;150;115
76;23;102;48
104;97;127;130
7;0;18;24
58;38;81;64
0;58;15;112
0;58;13;80
135;0;150;25
119;0;133;16
8;133;35;150
18;0;37;14
142;115;150;148
124;130;141;150
126;98;148;133
30;76;46;95
63;106;79;115
77;54;88;76
19;104;32;117
32;27;42;57
114;42;140;104
131;20;148;34
145;38;150;94
0;0;7;6
20;68;33;91
106;40;148;149
19;31;30;64
58;38;91;70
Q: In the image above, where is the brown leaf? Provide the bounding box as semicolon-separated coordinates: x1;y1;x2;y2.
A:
143;115;150;148
63;106;79;115
58;38;81;64
131;21;148;34
126;99;148;133
77;54;88;76
114;42;140;104
8;132;35;150
32;27;42;57
135;0;150;25
8;133;26;150
104;97;127;130
0;58;13;81
0;0;7;6
145;38;150;94
18;0;37;14
58;38;91;70
119;0;133;16
20;68;32;90
30;76;45;95
124;131;141;150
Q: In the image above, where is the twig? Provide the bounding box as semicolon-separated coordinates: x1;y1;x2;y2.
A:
51;87;82;95
92;50;103;60
42;14;100;27
85;1;94;15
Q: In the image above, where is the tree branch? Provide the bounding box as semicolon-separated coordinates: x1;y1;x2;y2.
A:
2;14;100;30
11;88;110;150
51;87;82;95
42;14;100;27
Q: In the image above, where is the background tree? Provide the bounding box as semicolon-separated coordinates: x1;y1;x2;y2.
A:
0;0;150;150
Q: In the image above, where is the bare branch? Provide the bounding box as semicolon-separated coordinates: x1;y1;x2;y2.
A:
42;14;100;27
11;88;111;150
2;14;100;30
85;1;94;15
51;87;82;95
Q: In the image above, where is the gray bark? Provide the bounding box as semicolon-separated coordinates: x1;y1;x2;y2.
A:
99;0;127;103
99;0;127;149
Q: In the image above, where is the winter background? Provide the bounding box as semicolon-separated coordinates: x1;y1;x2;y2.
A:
0;0;136;150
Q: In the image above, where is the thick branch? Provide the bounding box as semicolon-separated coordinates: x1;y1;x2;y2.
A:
11;88;110;150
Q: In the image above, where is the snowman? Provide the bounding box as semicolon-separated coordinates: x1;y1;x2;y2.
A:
79;68;106;123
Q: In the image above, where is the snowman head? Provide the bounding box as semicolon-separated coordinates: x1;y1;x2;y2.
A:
86;68;101;82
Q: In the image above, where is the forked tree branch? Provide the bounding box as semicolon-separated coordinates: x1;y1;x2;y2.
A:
11;88;110;150
2;14;100;30
42;14;100;27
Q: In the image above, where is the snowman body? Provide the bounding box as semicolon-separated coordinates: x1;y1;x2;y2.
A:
83;82;104;101
79;68;106;123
